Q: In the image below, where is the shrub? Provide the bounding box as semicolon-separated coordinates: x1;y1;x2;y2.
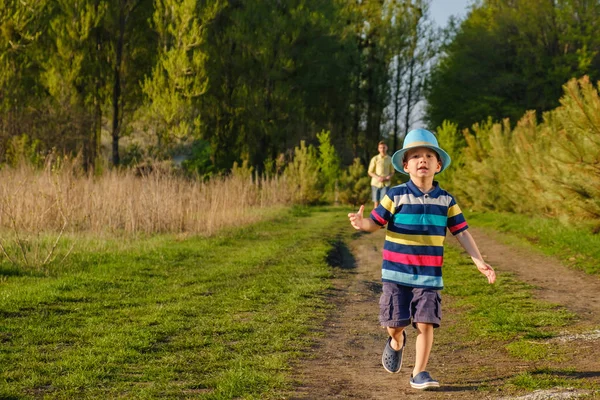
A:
435;120;464;189
338;158;371;207
446;76;600;230
316;130;341;203
180;139;215;179
5;134;44;168
283;141;321;205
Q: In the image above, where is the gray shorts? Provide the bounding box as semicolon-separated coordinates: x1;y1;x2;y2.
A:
371;185;389;202
379;282;442;328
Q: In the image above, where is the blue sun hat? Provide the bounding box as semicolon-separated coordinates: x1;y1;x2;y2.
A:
391;128;451;175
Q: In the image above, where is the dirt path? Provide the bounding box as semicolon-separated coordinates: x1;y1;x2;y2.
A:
289;227;600;399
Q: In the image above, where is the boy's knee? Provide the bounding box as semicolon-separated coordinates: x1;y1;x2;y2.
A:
415;322;434;332
387;326;405;334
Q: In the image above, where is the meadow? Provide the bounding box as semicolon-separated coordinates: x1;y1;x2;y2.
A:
0;206;350;399
1;160;600;398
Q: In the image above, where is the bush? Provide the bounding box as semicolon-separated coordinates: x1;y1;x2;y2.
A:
283;141;322;205
446;76;600;230
5;134;44;168
180;139;215;179
316;130;341;202
338;158;371;207
435;120;463;188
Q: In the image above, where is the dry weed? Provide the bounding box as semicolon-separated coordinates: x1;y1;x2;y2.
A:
0;161;292;237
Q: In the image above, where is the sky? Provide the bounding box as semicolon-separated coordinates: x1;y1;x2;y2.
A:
404;1;473;127
428;0;472;27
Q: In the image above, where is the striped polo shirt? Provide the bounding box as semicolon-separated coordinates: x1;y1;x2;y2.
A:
370;180;468;290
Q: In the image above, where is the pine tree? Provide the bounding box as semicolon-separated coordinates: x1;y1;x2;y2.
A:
339;158;371;207
42;0;111;171
142;0;222;157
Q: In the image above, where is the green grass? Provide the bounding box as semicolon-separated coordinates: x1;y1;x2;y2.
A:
449;210;600;392
507;367;599;392
443;241;587;392
0;206;350;399
505;341;557;362
443;247;575;341
465;211;600;275
3;206;597;397
508;369;575;390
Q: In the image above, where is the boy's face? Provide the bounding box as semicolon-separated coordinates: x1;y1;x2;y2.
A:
378;143;388;156
403;147;441;178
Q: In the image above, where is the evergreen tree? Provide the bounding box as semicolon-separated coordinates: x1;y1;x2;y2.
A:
105;0;156;166
198;0;358;171
0;0;48;157
42;0;111;170
142;0;220;158
338;158;371;207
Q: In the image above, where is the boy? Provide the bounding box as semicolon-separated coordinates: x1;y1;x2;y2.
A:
348;128;496;389
368;141;395;208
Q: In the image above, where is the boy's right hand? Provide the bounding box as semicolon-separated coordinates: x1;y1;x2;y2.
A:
348;205;364;230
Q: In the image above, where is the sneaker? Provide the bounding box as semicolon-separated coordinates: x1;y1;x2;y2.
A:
381;331;406;373
410;371;440;389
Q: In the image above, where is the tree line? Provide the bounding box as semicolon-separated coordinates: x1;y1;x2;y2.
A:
2;0;600;176
0;0;439;175
426;0;600;131
436;76;600;231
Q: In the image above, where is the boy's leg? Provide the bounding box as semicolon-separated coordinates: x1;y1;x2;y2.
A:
380;283;411;373
409;288;441;389
413;322;434;375
387;326;406;351
382;326;407;373
379;283;412;336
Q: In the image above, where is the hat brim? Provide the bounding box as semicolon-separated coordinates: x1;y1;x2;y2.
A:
391;145;451;175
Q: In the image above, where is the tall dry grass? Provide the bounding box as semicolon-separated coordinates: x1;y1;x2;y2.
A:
0;160;293;237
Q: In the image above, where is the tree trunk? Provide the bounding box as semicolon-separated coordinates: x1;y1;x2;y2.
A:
112;1;125;166
352;65;361;159
392;55;403;152
403;56;415;138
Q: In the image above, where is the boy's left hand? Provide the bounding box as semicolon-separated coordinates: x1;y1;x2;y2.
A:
475;260;496;284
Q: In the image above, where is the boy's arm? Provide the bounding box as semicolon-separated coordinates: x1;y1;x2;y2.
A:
348;205;381;232
455;230;496;284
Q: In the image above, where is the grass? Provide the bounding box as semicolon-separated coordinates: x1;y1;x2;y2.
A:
0;206;350;399
0;161;292;237
504;341;557;362
507;367;600;393
443;246;575;341
465;210;600;275
508;369;576;391
442;240;593;393
3;205;598;397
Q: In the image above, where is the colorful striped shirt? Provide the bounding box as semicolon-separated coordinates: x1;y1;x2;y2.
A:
370;180;468;290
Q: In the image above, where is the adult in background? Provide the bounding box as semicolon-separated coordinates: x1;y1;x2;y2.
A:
368;141;395;208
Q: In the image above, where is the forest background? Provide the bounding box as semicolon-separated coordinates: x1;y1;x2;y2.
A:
2;0;600;240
